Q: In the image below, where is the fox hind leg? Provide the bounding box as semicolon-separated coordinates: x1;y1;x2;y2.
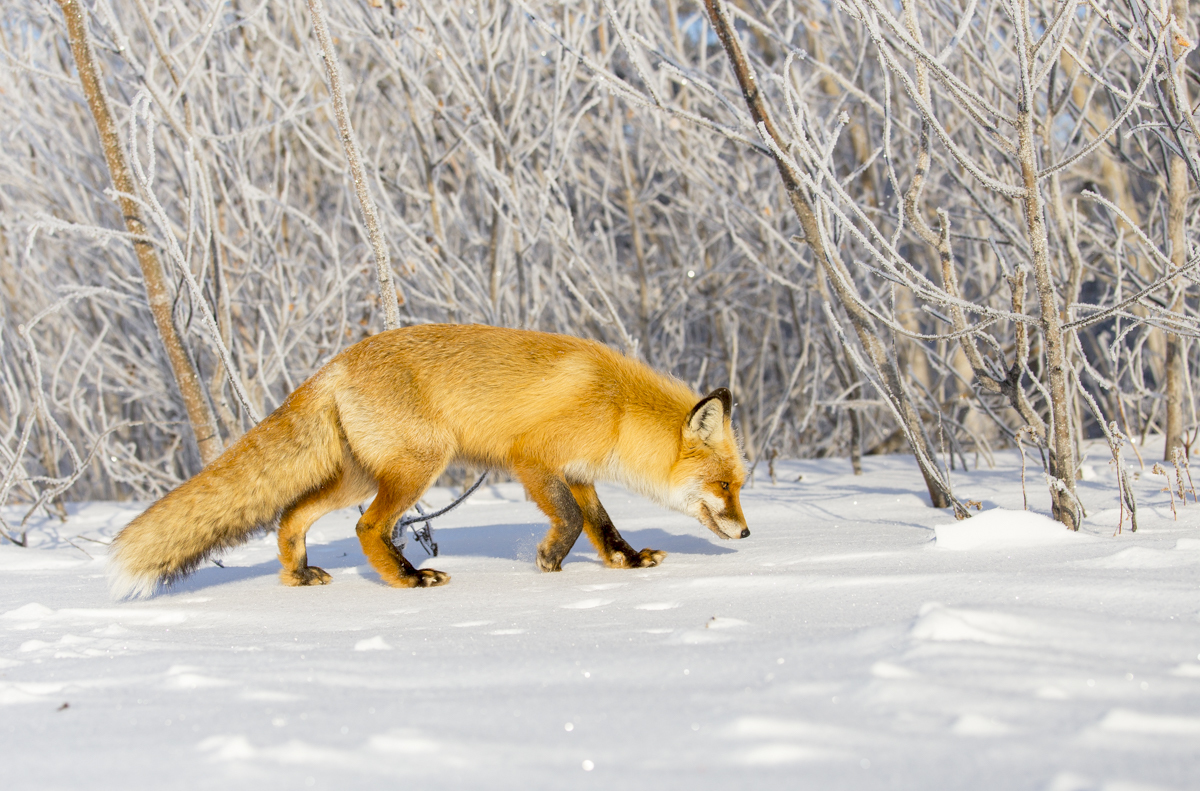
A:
354;451;452;588
277;457;375;586
570;484;666;569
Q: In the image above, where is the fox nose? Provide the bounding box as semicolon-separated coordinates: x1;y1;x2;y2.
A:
740;528;750;538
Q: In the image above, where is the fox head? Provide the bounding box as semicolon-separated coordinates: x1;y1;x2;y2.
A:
670;388;750;540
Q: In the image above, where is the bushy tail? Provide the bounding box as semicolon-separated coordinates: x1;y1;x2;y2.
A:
108;379;344;599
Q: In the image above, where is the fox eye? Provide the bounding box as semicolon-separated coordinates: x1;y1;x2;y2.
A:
719;481;730;491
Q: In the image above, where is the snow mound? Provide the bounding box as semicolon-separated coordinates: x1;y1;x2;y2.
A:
935;509;1091;550
559;598;612;609
1097;709;1200;736
870;661;916;679
951;713;1014;736
1;602;56;621
911;603;1040;645
633;602;679;611
1079;546;1200;569
353;636;392;651
728;718;855;765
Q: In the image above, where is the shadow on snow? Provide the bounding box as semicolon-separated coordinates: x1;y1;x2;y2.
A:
164;521;735;595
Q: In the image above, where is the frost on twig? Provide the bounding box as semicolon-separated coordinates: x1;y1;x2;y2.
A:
1106;422;1139;534
1014;425;1044;513
1170;446;1196;505
1150;463;1177;520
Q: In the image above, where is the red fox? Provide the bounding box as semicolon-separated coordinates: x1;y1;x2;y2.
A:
108;324;749;598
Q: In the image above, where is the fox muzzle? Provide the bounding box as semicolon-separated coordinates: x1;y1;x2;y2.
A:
697;501;750;540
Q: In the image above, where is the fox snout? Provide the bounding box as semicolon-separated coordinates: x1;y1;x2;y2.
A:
696;500;750;540
714;522;750;539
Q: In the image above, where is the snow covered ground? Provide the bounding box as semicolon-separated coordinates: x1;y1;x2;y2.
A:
2;447;1198;790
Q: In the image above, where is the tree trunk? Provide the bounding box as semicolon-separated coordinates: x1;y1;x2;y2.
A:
56;0;223;466
1163;0;1193;461
1015;1;1078;529
306;0;402;330
704;0;959;512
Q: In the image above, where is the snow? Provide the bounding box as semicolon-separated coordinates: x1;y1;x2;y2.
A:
2;448;1198;790
933;507;1099;550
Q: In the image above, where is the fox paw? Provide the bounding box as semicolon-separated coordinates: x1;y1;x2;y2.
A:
391;568;451;588
635;548;667;567
536;551;564;573
608;548;666;568
281;565;332;586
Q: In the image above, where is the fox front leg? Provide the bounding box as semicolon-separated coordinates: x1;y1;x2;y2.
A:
514;466;585;572
570;483;666;569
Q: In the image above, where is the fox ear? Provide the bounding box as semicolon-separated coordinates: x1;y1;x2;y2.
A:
686;388;732;443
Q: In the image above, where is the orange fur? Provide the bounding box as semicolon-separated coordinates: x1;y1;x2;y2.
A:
108;325;749;598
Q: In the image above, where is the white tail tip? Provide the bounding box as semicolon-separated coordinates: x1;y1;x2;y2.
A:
105;552;162;600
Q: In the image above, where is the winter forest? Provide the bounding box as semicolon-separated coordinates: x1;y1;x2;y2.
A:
3;1;1200;788
1;0;1196;538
